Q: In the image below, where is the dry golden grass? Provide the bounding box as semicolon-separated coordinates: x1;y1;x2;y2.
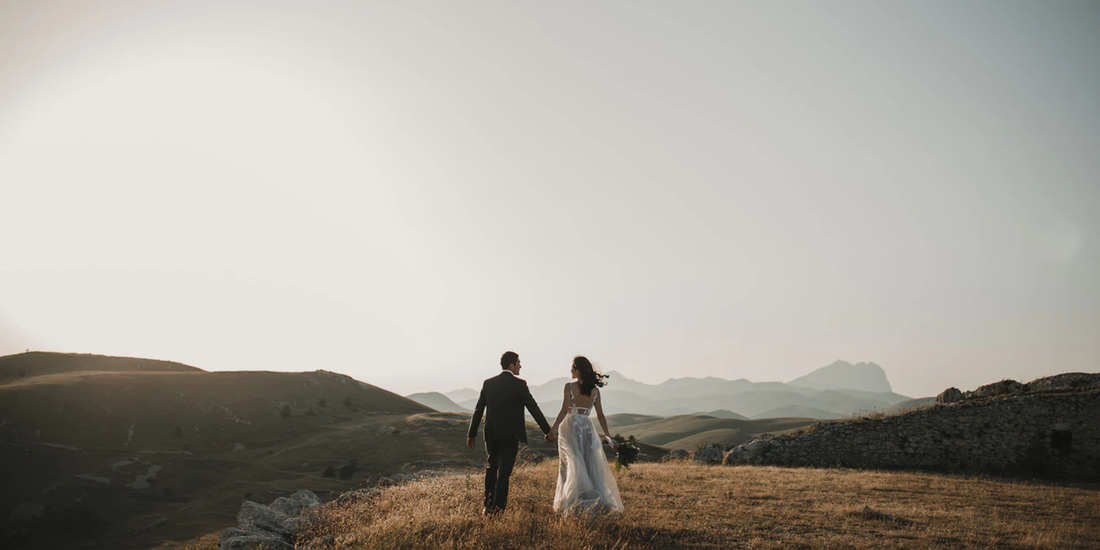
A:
296;462;1100;549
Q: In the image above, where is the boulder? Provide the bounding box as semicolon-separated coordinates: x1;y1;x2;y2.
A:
968;379;1023;399
693;443;724;465
659;449;689;462
724;438;771;465
237;501;290;535
936;387;964;405
269;497;303;518
291;489;321;509
219;527;293;550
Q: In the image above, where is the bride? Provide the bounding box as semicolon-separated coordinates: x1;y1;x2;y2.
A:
548;356;625;515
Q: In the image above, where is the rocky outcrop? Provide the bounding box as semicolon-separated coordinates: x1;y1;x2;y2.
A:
219;490;320;550
936;387;963;404
693;443;724;465
966;379;1024;399
723;439;771;465
660;449;689;462
723;372;1100;481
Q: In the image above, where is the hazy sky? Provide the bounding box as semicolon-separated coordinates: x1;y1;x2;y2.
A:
1;1;1097;398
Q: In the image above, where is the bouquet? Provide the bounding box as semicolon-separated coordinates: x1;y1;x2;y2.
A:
611;434;640;473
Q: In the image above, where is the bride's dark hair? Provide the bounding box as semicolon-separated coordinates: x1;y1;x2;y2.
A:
573;356;608;396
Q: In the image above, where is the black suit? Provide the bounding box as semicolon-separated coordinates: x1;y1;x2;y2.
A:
467;370;552;512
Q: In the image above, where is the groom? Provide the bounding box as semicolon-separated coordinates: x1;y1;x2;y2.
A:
466;351;553;514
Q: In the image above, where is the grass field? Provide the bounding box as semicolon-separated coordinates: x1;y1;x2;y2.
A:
277;462;1100;549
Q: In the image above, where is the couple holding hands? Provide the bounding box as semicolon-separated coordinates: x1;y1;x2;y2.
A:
466;352;624;516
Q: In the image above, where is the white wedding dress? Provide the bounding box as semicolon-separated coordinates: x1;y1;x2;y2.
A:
553;385;624;515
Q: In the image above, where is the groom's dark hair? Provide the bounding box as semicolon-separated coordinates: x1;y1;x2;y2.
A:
501;351;519;370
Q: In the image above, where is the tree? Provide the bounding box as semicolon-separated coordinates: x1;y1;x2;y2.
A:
318;398;328;408
322;466;336;478
343;397;353;408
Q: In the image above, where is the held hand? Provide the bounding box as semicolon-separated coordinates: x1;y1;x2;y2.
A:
467;437;476;450
607;437;619;450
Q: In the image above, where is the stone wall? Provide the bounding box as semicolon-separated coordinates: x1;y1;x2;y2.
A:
724;373;1100;481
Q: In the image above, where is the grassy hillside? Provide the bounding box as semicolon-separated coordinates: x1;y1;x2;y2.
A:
606;413;663;431
248;462;1100;549
0;369;427;448
0;351;202;381
701;409;748;420
0;353;668;550
0;353;456;550
751;405;842;420
605;414;816;449
881;396;935;414
406;392;471;413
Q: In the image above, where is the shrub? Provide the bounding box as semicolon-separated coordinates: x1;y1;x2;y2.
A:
323;466;336;478
344;397;353;408
305;408;317;416
339;460;358;480
281;404;292;418
318;398;328;408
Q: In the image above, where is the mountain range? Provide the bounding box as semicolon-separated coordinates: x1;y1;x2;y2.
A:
415;360;919;420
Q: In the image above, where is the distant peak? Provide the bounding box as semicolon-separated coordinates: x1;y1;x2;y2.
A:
788;360;892;392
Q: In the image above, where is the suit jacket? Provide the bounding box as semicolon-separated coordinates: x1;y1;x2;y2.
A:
467;371;551;444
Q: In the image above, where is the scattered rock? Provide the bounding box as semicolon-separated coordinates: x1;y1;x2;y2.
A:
936;387;964;404
219;490;322;549
237;501;291;535
693;443;724;465
291;490;321;508
724;439;772;465
219;527;293;550
269;497;303;518
967;379;1024;400
660;449;689;462
232;443;246;452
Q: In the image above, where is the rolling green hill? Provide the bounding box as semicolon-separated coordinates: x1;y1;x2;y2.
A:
605;414;816;449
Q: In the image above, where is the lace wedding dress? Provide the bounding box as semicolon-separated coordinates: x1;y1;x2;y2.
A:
553;385;624;515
